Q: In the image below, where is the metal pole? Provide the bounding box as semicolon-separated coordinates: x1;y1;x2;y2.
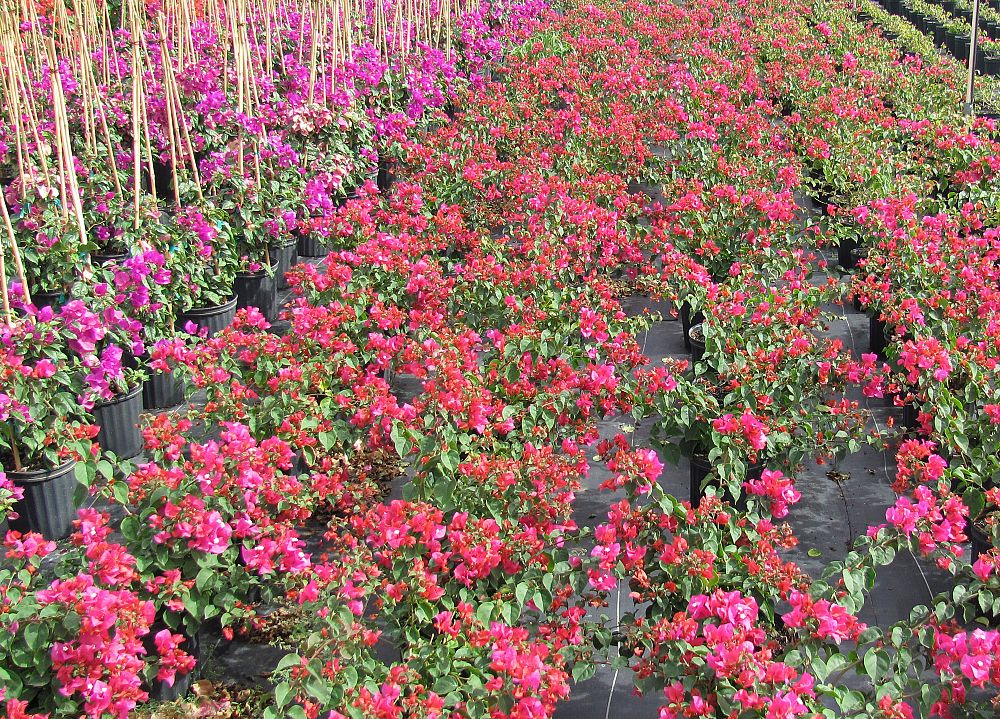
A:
965;0;981;116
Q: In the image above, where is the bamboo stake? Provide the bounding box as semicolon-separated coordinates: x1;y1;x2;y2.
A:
48;33;89;255
0;192;30;308
130;0;142;226
0;248;13;328
156;13;183;207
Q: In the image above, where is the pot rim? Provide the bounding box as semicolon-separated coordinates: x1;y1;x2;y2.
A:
8;458;77;483
181;295;239;316
236;260;280;279
93;381;144;409
91;249;130;261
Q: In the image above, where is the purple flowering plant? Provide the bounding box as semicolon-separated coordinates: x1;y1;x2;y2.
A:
0;471;23;524
0;301;107;472
165;205;238;314
4;175;86;297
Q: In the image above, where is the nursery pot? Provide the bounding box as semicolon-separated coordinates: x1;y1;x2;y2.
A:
689;455;761;509
869;315;888;356
985;55;1000;77
149;158;175;203
944;32;958;57
954;35;972;64
179;296;238;338
8;460;78;540
297;230;328;258
234;262;278;322
679;302;704;352
971;524;992;564
143;617;201;701
93;384;144;459
689;323;707;362
838;236;860;270
143;368;185;409
900;400;919;431
28;289;66;312
377;157;396;193
91;250;129;266
271;240;298;290
932;22;947;48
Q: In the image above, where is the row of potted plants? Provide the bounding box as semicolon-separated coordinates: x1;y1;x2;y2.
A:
0;0;520;540
7;0;1000;717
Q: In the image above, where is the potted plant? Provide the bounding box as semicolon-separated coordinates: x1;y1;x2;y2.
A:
71;278;150;460
3;175;87;310
0;302;105;538
172;205;239;337
255;135;309;291
105;421;311;650
651;273;878;506
0;510;197;713
980;38;1000;76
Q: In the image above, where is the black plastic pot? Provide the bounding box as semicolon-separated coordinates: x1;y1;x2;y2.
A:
271;241;297;290
985;55;1000;77
149;158;175;204
954;35;972;64
91;250;129;266
297;232;328;258
901;400;919;431
869;315;889;356
143;369;184;409
690;454;712;508
931;21;947;47
689;324;706;362
377;157;396;194
679;302;704;352
971;524;992;563
8;460;78;540
838;236;860;270
234;263;278;322
179;296;237;338
93;384;144;459
689;455;760;509
143;618;200;701
29;289;66;312
944;32;958;57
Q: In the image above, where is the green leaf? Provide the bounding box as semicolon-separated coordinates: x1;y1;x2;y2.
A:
572;662;597;683
964;488;986;520
274;680;293;708
111;481;130;505
515;583;529;607
863;650;889;682
23;622;48;651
